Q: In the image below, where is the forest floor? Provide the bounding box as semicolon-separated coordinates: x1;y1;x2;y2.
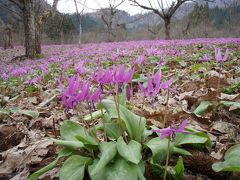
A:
0;38;240;179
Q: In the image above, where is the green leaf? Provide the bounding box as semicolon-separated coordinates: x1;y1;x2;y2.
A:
101;99;146;142
212;144;240;172
174;133;208;146
219;101;240;109
29;148;72;180
174;156;185;180
179;129;212;150
0;108;10;115
192;63;208;72
0;108;39;119
178;61;187;67
39;95;57;107
137;160;146;180
91;142;117;176
89;156;145;180
84;109;105;121
52;139;84;150
225;144;240;159
212;158;240;172
173;147;192;156
60;121;84;140
193;101;213;116
119;85;127;106
104;123;122;139
60;120;98;146
160;66;170;72
60;155;92;180
117;136;142;164
132;76;147;83
145;137;174;164
18;109;39;119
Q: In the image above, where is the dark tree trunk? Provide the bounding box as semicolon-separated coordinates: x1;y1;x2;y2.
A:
107;26;114;42
3;24;13;49
23;0;36;59
164;18;171;40
35;23;41;54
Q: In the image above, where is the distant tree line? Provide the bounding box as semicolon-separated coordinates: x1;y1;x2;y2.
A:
0;0;240;59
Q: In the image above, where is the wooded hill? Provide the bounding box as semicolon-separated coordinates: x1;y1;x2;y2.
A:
0;0;239;44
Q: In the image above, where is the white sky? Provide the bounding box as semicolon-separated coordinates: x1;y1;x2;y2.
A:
47;0;170;16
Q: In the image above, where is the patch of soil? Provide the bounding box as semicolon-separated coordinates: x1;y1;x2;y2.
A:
0;125;25;152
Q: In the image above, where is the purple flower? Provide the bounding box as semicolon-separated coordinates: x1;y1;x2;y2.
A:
101;68;113;84
89;86;102;103
58;75;90;111
138;70;162;97
158;55;164;66
113;65;135;84
91;67;112;85
91;67;104;84
146;46;157;56
134;54;146;66
75;62;88;75
215;48;229;66
125;67;135;83
27;75;42;85
110;53;119;61
202;54;211;62
161;78;174;90
153;120;189;140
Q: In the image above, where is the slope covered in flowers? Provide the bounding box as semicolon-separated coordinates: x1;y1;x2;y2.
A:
0;38;240;179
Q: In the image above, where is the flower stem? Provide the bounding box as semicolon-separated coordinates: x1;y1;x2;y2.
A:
76;104;90;139
138;96;145;142
163;89;170;127
77;104;89;130
114;84;128;142
52;117;57;138
216;67;221;101
100;99;107;141
164;137;171;180
88;101;97;140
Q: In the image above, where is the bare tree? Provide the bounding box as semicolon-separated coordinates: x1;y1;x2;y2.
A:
220;0;239;33
129;0;214;39
98;0;125;41
4;24;14;49
74;0;86;46
35;0;59;54
4;0;35;58
4;0;59;58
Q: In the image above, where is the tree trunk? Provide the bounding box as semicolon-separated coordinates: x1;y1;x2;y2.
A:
3;28;8;50
7;24;13;48
164;18;171;40
107;26;113;42
60;30;64;44
35;23;41;54
3;24;13;49
23;0;36;59
78;19;82;46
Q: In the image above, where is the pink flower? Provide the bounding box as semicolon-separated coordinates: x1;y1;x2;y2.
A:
138;70;174;98
215;48;229;65
89;86;102;103
161;78;174;90
75;62;88;75
134;54;146;66
113;65;135;84
202;54;211;61
138;70;162;97
27;75;42;85
153;120;189;140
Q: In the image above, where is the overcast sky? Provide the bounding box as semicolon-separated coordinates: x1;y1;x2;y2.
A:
47;0;171;15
